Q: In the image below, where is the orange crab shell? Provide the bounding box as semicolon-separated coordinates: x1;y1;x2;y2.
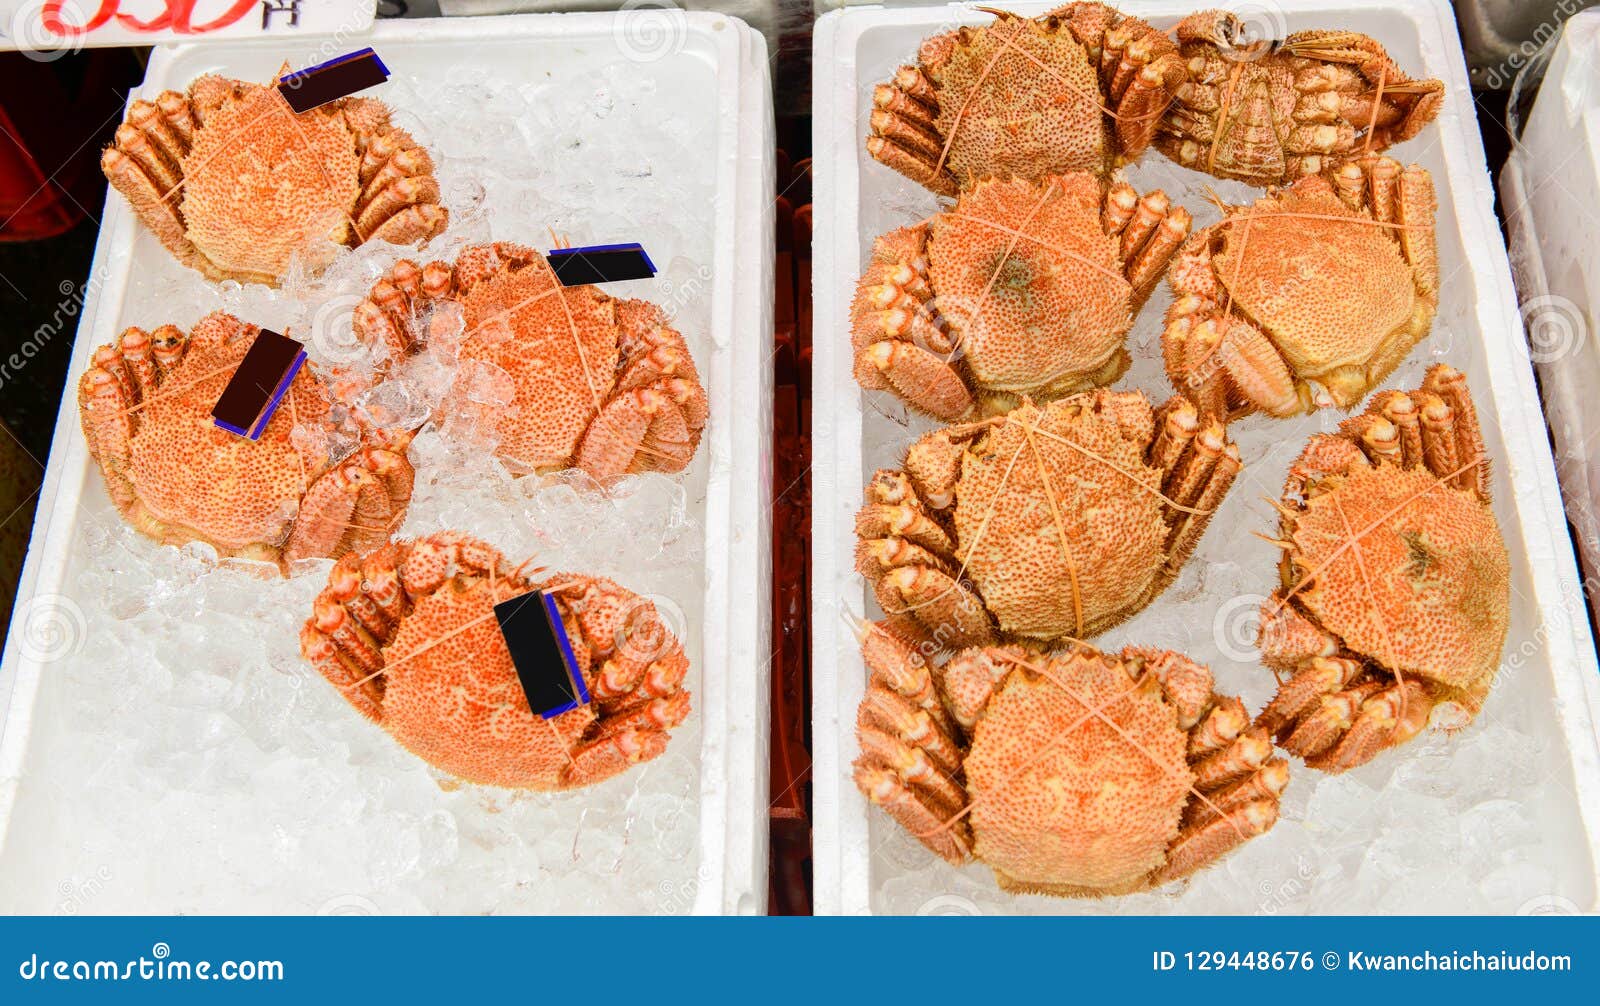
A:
963;647;1194;891
101;67;447;285
1164;157;1439;419
1157;11;1444;187
354;242;709;480
851;173;1191;420
301;533;692;790
1254;365;1511;772
852;630;1286;896
76;311;413;568
866;4;1187;195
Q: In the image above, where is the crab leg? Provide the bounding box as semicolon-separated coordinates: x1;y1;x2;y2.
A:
101;139;201;274
575;301;708;479
1148;402;1241;586
851;622;975;863
850;224;974;421
867;59;959;197
563;729;672;786
1151;698;1285;885
1099;183;1192;303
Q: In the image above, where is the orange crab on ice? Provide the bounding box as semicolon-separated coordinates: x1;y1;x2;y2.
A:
77;311;414;569
866;4;1187;196
852;172;1189;421
353;242;708;481
852;624;1285;895
301;531;692;790
1254;365;1510;772
102;65;447;285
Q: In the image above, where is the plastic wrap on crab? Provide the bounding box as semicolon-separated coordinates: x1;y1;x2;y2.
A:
102;66;447;286
1157;10;1444;186
353;241;708;481
852;623;1285;896
866;4;1186;196
76;311;415;571
853;172;1189;420
1163;156;1438;420
857;390;1239;648
300;532;691;790
1254;365;1509;772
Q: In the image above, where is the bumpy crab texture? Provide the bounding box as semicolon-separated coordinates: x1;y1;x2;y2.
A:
853;626;1285;895
301;532;691;790
853;173;1189;421
1164;156;1438;420
77;312;414;569
867;4;1186;196
1157;10;1443;186
102;66;447;285
355;241;708;480
1254;365;1510;772
857;390;1239;648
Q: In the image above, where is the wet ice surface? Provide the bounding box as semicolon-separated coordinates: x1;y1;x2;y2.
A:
844;10;1596;915
0;40;723;914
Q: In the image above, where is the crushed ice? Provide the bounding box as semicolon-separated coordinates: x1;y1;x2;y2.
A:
850;53;1592;914
0;43;721;914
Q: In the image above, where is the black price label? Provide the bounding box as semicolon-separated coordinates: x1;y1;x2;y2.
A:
278;48;392;114
211;328;306;440
546;243;658;286
495;590;591;719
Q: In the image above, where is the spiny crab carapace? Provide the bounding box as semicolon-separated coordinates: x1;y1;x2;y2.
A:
102;66;447;285
853;623;1285;895
1254;365;1510;772
354;241;708;481
857;390;1239;648
1163;156;1438;420
867;4;1186;196
301;532;691;790
853;172;1189;421
77;311;414;570
1157;10;1444;187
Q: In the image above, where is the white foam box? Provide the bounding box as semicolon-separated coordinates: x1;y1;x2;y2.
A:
0;11;774;915
1500;9;1600;645
812;0;1600;915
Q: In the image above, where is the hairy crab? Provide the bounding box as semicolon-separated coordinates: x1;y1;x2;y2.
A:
867;4;1186;196
853;624;1285;895
354;241;708;480
857;390;1239;647
301;532;691;789
1157;10;1444;186
77;312;414;569
102;66;447;285
853;173;1189;421
1163;156;1438;419
1254;365;1509;772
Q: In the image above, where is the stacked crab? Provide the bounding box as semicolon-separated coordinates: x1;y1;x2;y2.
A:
848;5;1508;898
82;64;714;793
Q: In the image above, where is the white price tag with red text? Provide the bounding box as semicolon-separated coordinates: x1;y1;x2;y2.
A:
0;0;375;53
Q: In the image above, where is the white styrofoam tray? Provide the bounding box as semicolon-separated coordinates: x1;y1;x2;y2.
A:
812;1;1600;915
0;11;774;915
1499;9;1600;643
